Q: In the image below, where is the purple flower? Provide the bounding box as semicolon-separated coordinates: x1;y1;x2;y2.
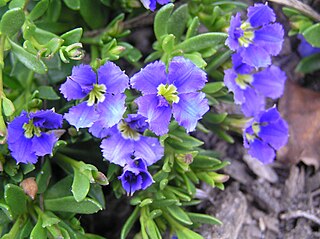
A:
224;53;286;116
131;57;209;136
119;158;153;195
243;107;288;164
297;34;320;58
226;3;284;68
60;62;129;130
7;110;63;164
140;0;171;11
90;114;164;167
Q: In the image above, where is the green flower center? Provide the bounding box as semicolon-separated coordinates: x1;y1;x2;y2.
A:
117;121;140;140
87;84;106;106
235;74;253;89
245;122;260;142
157;84;179;104
239;22;255;47
23;120;41;138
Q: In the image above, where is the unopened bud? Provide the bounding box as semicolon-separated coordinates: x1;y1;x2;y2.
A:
59;43;84;63
208;172;229;183
20;177;38;200
92;171;109;185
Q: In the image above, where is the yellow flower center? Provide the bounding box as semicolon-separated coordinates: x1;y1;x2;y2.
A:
117;121;140;140
235;74;253;89
87;84;106;106
157;84;179;104
238;22;255;47
23;120;41;138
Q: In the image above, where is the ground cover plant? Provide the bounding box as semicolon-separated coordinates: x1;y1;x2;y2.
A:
0;0;319;238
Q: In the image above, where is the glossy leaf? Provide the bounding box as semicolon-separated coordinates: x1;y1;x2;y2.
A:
44;196;102;214
167;4;189;41
4;184;27;217
9;39;47;74
154;3;174;41
120;206;140;239
296;53;320;73
72;167;91;202
29;0;49;21
0;8;25;37
188;212;222;225
61;28;83;45
36;158;52;194
2;97;15;116
30;217;47;239
38;86;60;100
63;0;80;10
166;205;193;225
303;23;320;47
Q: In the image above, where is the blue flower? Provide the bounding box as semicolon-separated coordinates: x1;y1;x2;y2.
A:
297;34;320;58
60;62;129;130
243;107;288;164
131;57;209;136
140;0;171;11
119;158;153;195
7;110;63;164
224;53;286;116
226;3;284;68
90;114;164;167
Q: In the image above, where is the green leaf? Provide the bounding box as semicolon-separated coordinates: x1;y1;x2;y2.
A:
30;216;47;239
186;17;200;39
8;0;26;9
166;205;193;225
203;112;228;124
38;86;60;100
120;206;140;239
60;28;83;45
154;3;174;41
188;212;222;225
167;4;189;41
296;53;320;73
72;167;91;202
0;203;13;221
4;184;27;217
36;158;52;194
175;226;204;239
176;32;227;53
145;218;162;239
9;39;47;74
2;97;15;116
0;8;25;37
41;212;61;227
303;23;320;47
45;176;73;199
20;218;33;238
206;50;232;72
79;0;106;29
184;52;207;68
63;0;80;10
44;196;102;214
192;155;221;169
28;0;49;21
202;82;225;94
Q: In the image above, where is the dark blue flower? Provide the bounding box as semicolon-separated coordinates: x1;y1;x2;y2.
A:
224;53;286;116
90;114;164;167
140;0;171;11
131;57;209;135
243;107;288;164
60;62;129;130
297;34;320;58
119;158;153;195
226;3;284;68
7;110;63;164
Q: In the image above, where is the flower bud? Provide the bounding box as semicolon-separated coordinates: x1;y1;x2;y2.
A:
20;177;38;200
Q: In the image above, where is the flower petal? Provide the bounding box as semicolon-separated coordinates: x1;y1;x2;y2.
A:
134;136;164;166
172;92;209;132
98;61;129;94
31;110;63;129
232;53;254;74
254;23;284;56
224;69;245;104
119;169;142;195
64;102;99;130
101;133;134;166
135;95;172;135
252;65;286;99
240;44;271;68
241;88;265;117
258;107;289;150
247;139;276;164
247;3;276;27
32;133;57;156
60;64;96;100
95;94;126;129
7;111;28;144
168;56;207;93
225;13;243;51
130;61;167;95
89;122;116;139
9;135;38;164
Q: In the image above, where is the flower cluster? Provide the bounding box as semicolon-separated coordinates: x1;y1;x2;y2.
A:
226;3;284;68
58;57;208;194
8;110;63;164
225;3;289;163
140;0;171;11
